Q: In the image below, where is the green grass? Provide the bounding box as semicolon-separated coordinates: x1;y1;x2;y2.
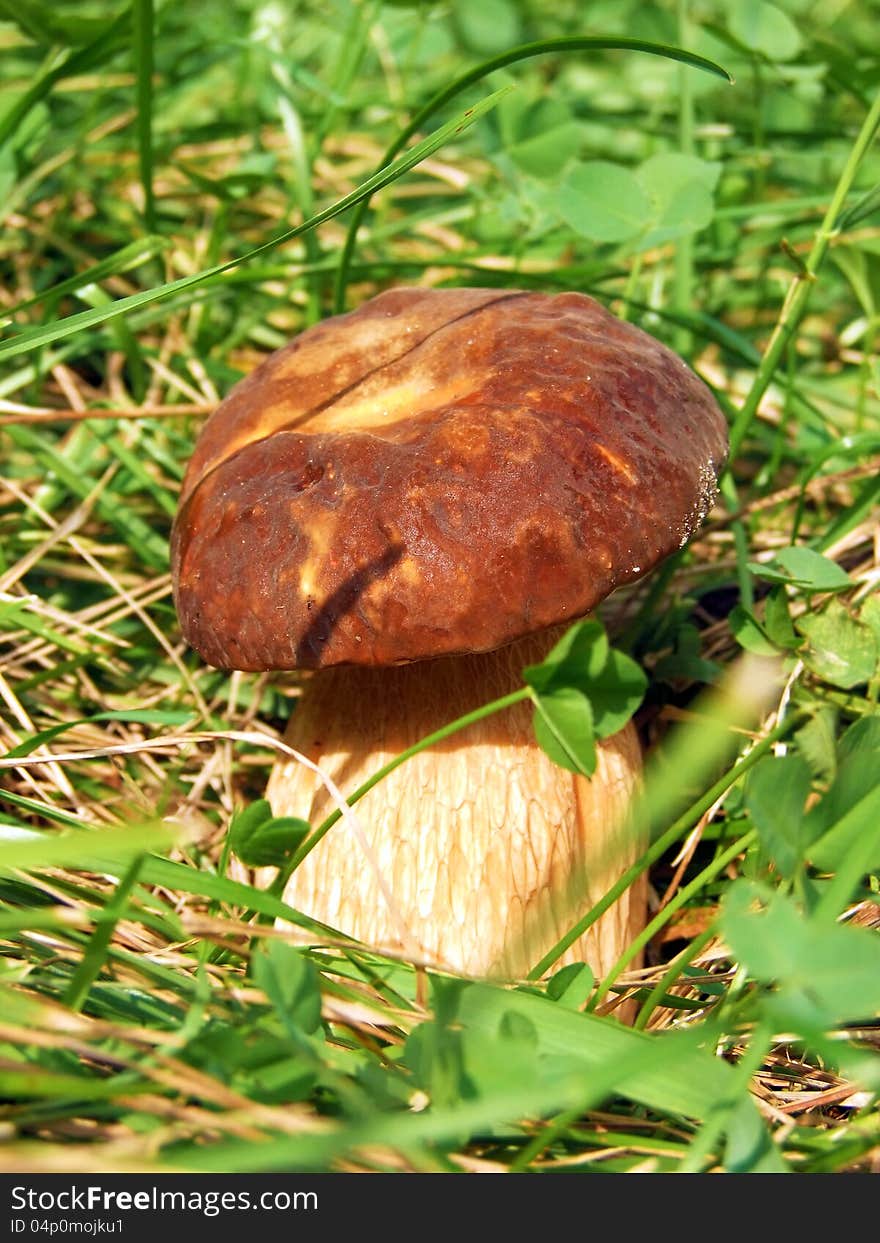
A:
0;0;879;1174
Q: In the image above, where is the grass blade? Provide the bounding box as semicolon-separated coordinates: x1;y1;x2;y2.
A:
0;10;129;149
62;852;146;1011
139;855;341;937
132;0;156;233
3;236;167;319
0;822;177;875
4;425;169;568
726;87;880;461
0;87;511;362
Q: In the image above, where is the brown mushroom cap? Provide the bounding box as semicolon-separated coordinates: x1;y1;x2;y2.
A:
172;287;727;671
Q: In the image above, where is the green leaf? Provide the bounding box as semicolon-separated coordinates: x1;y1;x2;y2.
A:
334;35;731;310
0;0;120;44
723;882;880;1027
832;246;880;317
729;605;778;656
523;619;607;692
507;121;582;179
546;962;594;1010
763;587;800;649
729;0;803;62
585;649;649;738
653;623;722;683
838;183;880;233
524;620;645;774
229;800;273;842
775;547;851;590
531;688;596;777
723;1094;789;1173
794;707;838;782
181;992;752;1172
451;0;522;55
406;972;746;1125
796;599;878;689
748;546;852;593
0;143;15;205
253;942;322;1037
808;783;880;877
745;754;814;877
456;983;747;1121
406;1006;546;1120
557;161;651;243
0;88;48;155
636;153;721;248
861;594;880;647
229;801;310;868
839;716;880;764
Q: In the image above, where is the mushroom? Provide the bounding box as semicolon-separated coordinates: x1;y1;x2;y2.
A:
172;288;727;980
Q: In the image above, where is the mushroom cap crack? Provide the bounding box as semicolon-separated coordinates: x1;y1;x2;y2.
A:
172;287;728;671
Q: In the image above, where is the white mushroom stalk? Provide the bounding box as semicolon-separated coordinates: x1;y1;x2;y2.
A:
268;628;644;979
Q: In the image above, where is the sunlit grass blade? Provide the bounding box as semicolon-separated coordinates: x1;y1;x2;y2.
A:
591;827;757;1009
0;87;511;362
0;598;90;657
458;984;744;1119
139;855;342;937
790;432;880;541
3;709;194;759
3;237;167;319
74;280;147;401
0;821;178;875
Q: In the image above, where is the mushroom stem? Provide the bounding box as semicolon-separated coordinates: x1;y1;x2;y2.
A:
267;628;645;981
